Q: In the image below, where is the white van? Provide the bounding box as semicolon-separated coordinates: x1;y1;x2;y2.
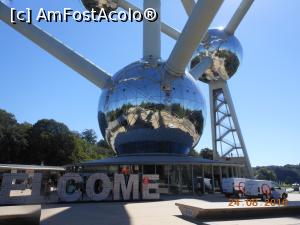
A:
221;178;248;198
245;179;288;201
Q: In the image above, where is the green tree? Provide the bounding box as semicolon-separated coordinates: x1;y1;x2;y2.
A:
0;108;116;165
81;129;97;144
255;168;277;181
188;148;199;157
71;137;94;163
97;139;109;149
0;110;31;163
0;109;17;127
28;119;75;165
284;176;293;184
97;140;115;157
71;138;115;162
199;148;214;160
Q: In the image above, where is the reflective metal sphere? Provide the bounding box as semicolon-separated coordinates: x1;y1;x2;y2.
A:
98;61;206;155
81;0;118;14
189;28;243;82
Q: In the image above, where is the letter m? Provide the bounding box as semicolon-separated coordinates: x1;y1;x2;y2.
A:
113;174;139;200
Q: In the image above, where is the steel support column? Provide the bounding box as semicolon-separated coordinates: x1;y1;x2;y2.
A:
211;165;215;193
191;165;195;194
219;166;223;191
202;165;205;194
226;167;229;178
167;164;170;193
209;79;253;178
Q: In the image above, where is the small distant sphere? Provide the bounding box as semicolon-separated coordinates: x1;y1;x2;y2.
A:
98;61;206;156
189;28;243;82
81;0;118;14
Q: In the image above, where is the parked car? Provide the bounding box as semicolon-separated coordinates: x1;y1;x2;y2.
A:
292;183;299;191
245;179;288;201
194;177;212;194
221;177;248;198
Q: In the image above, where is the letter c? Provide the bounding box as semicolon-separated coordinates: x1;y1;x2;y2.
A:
57;173;82;202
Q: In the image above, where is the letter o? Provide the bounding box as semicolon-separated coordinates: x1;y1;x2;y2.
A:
73;11;83;22
133;11;142;22
86;173;112;201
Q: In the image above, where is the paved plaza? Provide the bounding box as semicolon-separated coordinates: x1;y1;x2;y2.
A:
40;193;300;225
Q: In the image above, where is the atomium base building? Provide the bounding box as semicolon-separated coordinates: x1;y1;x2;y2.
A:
66;60;248;195
69;156;245;195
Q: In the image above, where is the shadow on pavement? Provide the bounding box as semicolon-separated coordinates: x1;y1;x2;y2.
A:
176;214;300;224
40;202;131;225
161;193;230;202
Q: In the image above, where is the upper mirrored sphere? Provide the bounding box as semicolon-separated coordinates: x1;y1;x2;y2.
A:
81;0;118;14
190;28;243;82
98;61;206;155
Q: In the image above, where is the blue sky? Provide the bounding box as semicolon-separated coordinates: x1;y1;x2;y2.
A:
0;0;299;166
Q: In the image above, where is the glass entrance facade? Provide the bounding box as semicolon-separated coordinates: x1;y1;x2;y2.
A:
74;163;243;195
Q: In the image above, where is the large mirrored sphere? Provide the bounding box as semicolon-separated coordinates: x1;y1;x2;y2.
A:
81;0;118;14
98;61;206;155
190;28;242;82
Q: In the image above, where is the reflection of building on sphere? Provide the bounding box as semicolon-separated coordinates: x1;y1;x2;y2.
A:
189;28;243;82
81;0;118;14
98;61;206;156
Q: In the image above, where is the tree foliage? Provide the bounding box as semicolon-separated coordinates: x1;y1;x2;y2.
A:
188;148;217;160
199;148;214;160
0;108;115;166
255;168;277;181
0;109;31;163
254;165;300;183
188;148;199;157
27;119;75;165
81;129;97;144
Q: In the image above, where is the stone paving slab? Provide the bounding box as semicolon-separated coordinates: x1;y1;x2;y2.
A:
39;193;300;225
176;203;300;220
0;204;41;225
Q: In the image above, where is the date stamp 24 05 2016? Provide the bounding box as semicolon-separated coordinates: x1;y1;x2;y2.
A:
228;198;288;207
